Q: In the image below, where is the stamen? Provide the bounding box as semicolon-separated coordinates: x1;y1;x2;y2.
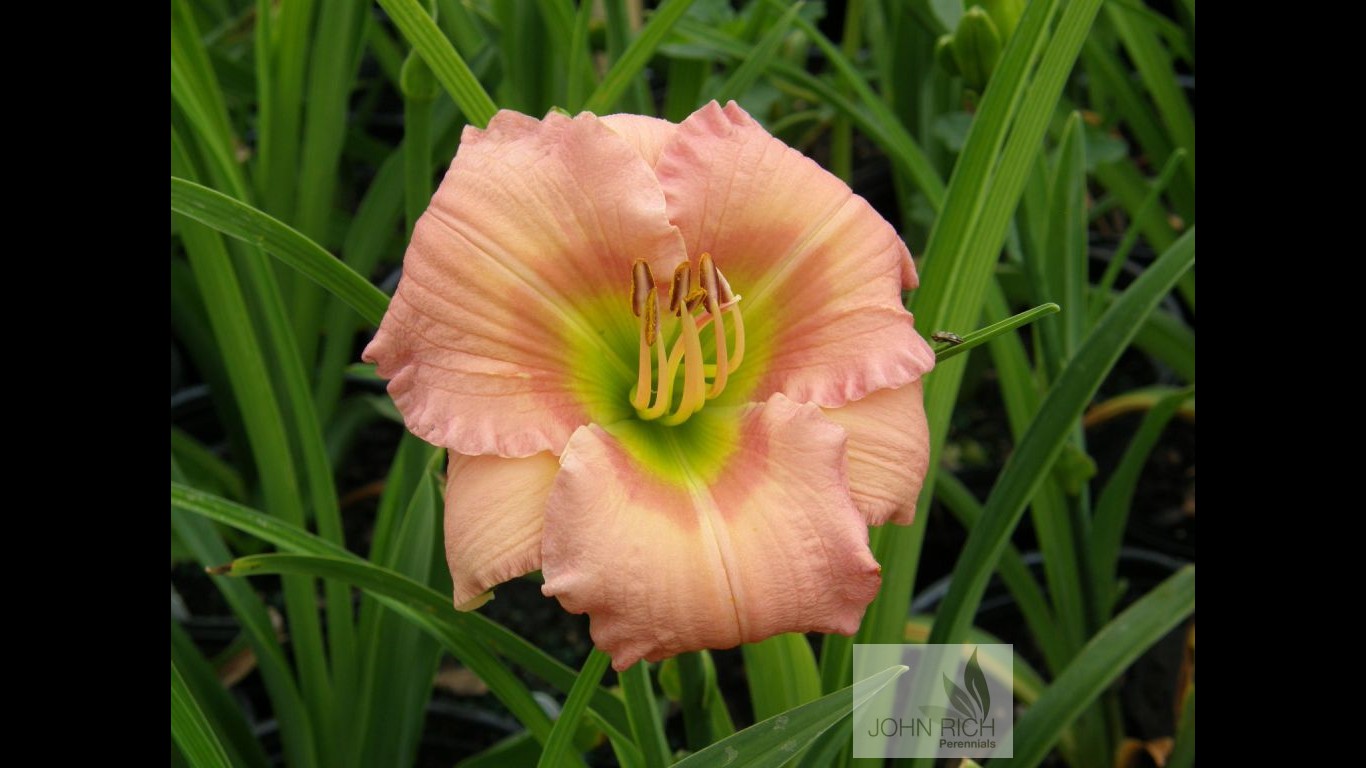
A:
684;287;708;313
631;286;658;410
698;253;729;398
727;304;745;373
631;256;746;424
669;262;691;315
631;259;652;317
661;291;707;426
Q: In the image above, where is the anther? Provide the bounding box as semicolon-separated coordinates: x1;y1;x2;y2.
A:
631;259;653;318
669;262;691;316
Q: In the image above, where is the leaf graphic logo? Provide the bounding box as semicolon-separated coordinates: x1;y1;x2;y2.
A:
942;648;991;721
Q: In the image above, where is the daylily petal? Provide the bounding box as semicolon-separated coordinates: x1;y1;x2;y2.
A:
600;113;676;168
364;110;687;457
654;101;935;408
822;380;930;526
445;450;560;608
541;394;881;671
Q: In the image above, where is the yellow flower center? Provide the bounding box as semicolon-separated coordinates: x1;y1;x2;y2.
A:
628;254;747;426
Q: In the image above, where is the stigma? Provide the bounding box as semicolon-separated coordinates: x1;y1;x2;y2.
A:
629;254;746;425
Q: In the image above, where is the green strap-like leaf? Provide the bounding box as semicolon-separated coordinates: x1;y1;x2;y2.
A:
374;0;498;127
673;665;908;768
583;0;698;114
621;662;672;768
170;177;390;326
928;227;1194;647
932;303;1060;362
1011;566;1195;767
743;633;822;722
1090;385;1194;613
170;621;271;768
712;2;803;105
169;482;634;742
537;650;613;768
171;661;232;768
223;553;588;768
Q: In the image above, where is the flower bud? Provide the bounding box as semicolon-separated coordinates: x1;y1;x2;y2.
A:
935;33;961;77
400;52;438;101
981;0;1024;44
953;7;1003;93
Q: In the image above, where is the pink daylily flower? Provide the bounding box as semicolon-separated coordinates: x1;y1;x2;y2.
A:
364;101;935;671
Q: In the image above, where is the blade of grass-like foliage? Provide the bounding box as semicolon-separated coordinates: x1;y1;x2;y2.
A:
352;466;444;765
494;0;550;113
1105;6;1194;182
599;0;652;114
672;665;907;768
621;662;671;768
910;0;1060;281
462;734;549;768
537;650;613;768
565;0;598;112
370;434;440;566
170;260;251;466
827;0;863;183
435;0;487;55
1012;566;1195;767
222;553;583;766
171;621;270;768
1046;113;1088;365
170;0;247;197
866;0;1103;653
776;2;946;208
979;284;1075;679
793;712;854;768
171;135;335;759
712;2;802;105
171;463;317;768
170;427;247;502
402;52;439;237
742;633;822;721
584;0;697;114
895;621;1079;761
171;661;232;768
174;48;356;690
377;0;497;127
324;394;400;468
368;19;407;86
254;0;314;221
535;0;581;108
1122;297;1195;383
933;471;1063;673
932;302;1059;362
902;619;1049;707
927;227;1194;647
1030;118;1102;764
1081;42;1171;190
290;0;370;364
998;269;1195;383
170;177;389;326
1093;156;1178;256
663;57;709;122
674;650;734;750
314;101;461;421
169;481;634;741
1090;385;1193;614
672;20;945;209
1091;149;1187;322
